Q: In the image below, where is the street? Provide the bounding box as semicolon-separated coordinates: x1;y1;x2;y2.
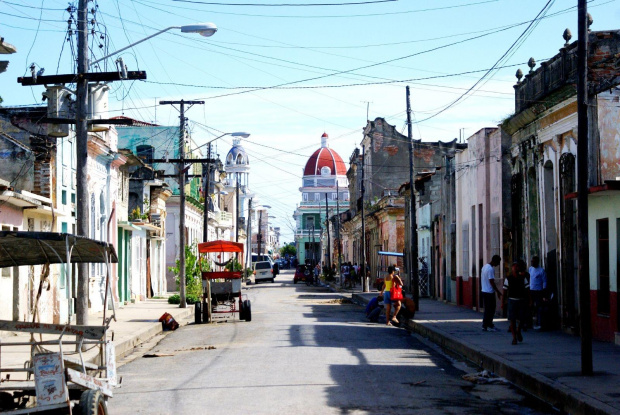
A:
109;270;554;415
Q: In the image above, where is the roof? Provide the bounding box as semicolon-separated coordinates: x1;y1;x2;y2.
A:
198;240;245;254
0;232;118;268
111;116;160;127
303;147;346;176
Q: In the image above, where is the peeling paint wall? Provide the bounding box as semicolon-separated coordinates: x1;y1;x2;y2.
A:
597;89;620;182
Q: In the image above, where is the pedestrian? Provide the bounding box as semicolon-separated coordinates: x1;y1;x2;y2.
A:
350;263;357;287
381;265;403;326
480;255;502;332
528;256;547;330
365;294;384;322
314;263;321;285
503;262;530;344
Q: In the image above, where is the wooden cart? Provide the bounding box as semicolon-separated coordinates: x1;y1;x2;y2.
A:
195;240;251;324
0;231;118;414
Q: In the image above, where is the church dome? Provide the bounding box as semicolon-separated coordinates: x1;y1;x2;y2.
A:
225;138;249;166
303;133;346;176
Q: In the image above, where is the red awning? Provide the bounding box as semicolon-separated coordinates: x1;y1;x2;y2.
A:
198;240;244;254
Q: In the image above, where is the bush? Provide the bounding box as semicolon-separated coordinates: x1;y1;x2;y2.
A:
168;243;206;299
167;294;199;304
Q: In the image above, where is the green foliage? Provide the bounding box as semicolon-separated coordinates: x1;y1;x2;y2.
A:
167;294;198;304
129;206;149;221
280;244;296;257
225;258;243;272
168;243;205;299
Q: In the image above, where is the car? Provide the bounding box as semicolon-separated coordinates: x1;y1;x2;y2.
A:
294;264;311;284
253;261;274;283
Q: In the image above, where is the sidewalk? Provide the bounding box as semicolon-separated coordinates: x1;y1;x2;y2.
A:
0;298;193;379
351;293;620;415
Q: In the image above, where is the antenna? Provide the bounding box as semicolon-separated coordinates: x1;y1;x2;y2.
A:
361;101;373;121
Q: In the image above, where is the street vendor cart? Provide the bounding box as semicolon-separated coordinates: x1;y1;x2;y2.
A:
0;231;118;415
195;240;251;324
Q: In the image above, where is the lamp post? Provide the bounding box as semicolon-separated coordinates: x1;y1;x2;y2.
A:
200;132;250;242
89;23;218;67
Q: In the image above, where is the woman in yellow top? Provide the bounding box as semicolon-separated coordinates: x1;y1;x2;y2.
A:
381;265;403;326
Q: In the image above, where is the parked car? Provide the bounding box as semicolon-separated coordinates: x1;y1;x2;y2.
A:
294;264;311;284
253;261;274;283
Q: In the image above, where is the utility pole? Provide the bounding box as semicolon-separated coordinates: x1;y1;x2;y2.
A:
257;210;263;257
325;193;331;271
246;198;253;268
75;0;90;325
336;182;342;283
235;172;240;243
361;146;368;292
202;143;211;242
407;86;420;310
577;0;593;376
159;99;204;309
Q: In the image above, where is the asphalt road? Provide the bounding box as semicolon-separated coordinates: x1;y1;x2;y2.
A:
109;270;555;415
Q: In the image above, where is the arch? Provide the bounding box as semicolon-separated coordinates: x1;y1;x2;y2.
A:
236;154;244;165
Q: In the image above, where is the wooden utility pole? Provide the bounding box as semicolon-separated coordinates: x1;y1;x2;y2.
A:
257;210;263;256
160;99;204;309
246;198;253;268
325;193;331;270
75;0;89;325
576;0;593;375
202;143;211;242
407;86;419;310
236;173;240;243
361;146;368;292
336;182;342;282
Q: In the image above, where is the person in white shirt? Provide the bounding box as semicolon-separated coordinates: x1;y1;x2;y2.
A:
481;255;503;331
528;256;547;330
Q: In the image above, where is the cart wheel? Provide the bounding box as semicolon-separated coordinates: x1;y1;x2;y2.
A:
194;302;202;324
243;300;252;322
239;299;245;320
77;390;107;415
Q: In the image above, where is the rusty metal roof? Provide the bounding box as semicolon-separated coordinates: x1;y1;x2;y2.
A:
0;231;118;268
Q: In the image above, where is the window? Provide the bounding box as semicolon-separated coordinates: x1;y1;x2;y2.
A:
62;190;67;205
306;216;315;229
302;193;308;201
303;178;314;187
331;193;337;200
597;219;610;315
321;166;331;175
314;193;321;201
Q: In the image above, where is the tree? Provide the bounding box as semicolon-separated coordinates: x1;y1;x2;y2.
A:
280;243;296;257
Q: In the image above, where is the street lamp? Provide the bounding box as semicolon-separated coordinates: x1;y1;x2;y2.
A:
202;132;251;242
89;23;218;67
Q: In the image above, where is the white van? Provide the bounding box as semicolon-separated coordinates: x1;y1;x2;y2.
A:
253;261;274;283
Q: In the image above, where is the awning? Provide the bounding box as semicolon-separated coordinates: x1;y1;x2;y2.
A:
378;251;404;257
198;240;244;255
0;231;118;268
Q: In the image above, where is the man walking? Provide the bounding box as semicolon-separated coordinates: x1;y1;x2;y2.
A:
481;255;502;331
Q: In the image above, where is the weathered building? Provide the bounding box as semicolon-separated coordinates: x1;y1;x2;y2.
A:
454;127;511;312
503;28;620;341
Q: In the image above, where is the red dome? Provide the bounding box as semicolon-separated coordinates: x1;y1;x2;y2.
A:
303;147;347;176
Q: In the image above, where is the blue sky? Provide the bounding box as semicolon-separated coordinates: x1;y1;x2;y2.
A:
2;0;620;242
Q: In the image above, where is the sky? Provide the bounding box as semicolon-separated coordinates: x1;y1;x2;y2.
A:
1;0;620;243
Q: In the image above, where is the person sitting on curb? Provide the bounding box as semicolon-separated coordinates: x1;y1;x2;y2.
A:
503;262;530;345
381;265;403;326
365;294;384;323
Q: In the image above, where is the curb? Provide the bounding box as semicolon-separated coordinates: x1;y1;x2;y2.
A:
352;293;615;415
103;307;194;363
406;320;616;415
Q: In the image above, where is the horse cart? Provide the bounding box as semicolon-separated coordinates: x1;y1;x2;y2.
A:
194;240;251;324
0;231;118;414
